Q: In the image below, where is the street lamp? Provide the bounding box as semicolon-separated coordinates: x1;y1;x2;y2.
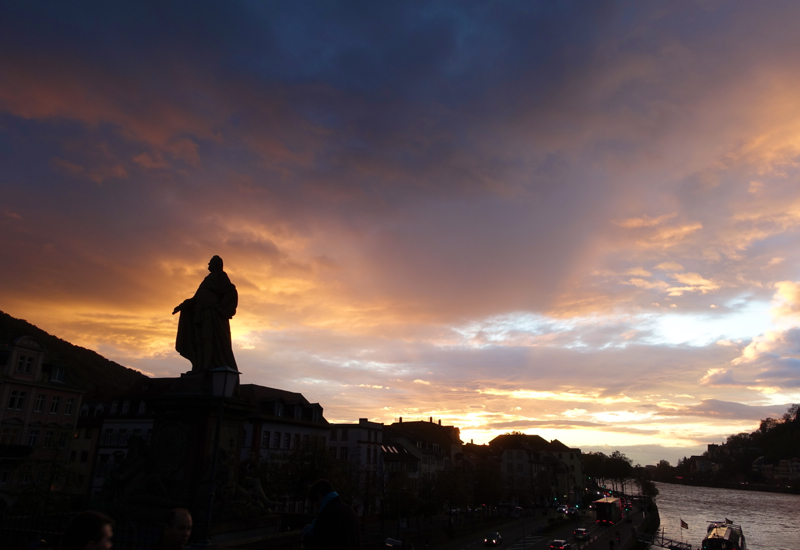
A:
204;366;240;543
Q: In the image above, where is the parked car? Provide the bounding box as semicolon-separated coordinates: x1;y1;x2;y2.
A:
549;540;572;550
484;532;502;546
573;528;589;541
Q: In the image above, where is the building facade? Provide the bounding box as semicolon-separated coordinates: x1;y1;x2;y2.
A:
0;336;84;510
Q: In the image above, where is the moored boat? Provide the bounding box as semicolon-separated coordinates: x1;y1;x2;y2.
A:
701;521;746;550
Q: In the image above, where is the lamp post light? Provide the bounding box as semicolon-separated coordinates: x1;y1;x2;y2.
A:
204;365;240;544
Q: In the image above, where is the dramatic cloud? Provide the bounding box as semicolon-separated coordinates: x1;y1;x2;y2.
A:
3;0;800;464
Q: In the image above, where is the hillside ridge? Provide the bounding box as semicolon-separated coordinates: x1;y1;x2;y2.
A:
0;309;149;397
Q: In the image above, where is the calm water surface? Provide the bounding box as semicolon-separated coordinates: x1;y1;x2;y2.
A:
654;482;799;550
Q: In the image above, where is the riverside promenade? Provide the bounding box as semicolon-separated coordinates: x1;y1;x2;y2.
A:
431;507;650;550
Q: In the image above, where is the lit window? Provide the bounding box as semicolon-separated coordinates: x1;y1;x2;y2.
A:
1;428;20;445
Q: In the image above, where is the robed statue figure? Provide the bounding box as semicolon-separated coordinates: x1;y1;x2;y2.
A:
173;255;238;371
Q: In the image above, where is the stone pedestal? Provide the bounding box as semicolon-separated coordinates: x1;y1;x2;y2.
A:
148;371;255;523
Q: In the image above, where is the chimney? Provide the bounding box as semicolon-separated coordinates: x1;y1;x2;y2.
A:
438;419;441;426
430;416;433;423
471;439;473;444
399;417;402;423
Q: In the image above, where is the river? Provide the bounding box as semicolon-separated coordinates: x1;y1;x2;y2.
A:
653;482;799;550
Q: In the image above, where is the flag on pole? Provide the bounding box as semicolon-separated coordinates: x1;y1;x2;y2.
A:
680;519;689;529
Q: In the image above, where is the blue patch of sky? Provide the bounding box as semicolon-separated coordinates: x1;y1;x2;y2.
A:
449;298;773;350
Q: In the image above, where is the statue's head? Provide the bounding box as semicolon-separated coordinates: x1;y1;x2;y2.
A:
208;255;223;273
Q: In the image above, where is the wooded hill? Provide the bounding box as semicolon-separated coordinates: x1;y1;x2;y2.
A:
0;309;148;397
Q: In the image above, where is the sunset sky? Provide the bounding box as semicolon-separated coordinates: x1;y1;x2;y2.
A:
3;1;800;465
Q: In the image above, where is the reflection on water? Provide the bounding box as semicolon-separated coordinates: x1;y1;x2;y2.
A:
654;482;799;550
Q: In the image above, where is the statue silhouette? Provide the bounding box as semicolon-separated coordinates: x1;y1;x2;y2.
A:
173;256;238;371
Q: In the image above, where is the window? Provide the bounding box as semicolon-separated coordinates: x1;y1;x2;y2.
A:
118;429;129;446
85;428;93;439
80;451;88;463
366;448;371;463
146;429;152;442
51;366;65;382
37;469;47;483
329;447;337;458
133;428;142;440
340;447;349;460
110;401;118;414
0;470;8;484
74;430;79;439
44;430;54;447
69;451;76;462
261;431;270;448
29;430;39;447
17;355;34;373
94;406;104;417
8;390;26;410
274;403;283;417
21;470;31;484
507;463;513;473
1;427;20;445
293;433;300;448
302;434;309;446
98;454;110;476
517;463;523;472
104;429;115;445
138;401;146;414
122;401;130;414
330;428;337;441
273;432;281;448
517;451;523;459
50;396;61;414
80;406;89;417
569;453;574;460
34;394;46;412
283;433;291;449
341;429;349;441
65;398;75;415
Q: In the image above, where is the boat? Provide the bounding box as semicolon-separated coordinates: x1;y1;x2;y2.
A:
701;520;746;550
